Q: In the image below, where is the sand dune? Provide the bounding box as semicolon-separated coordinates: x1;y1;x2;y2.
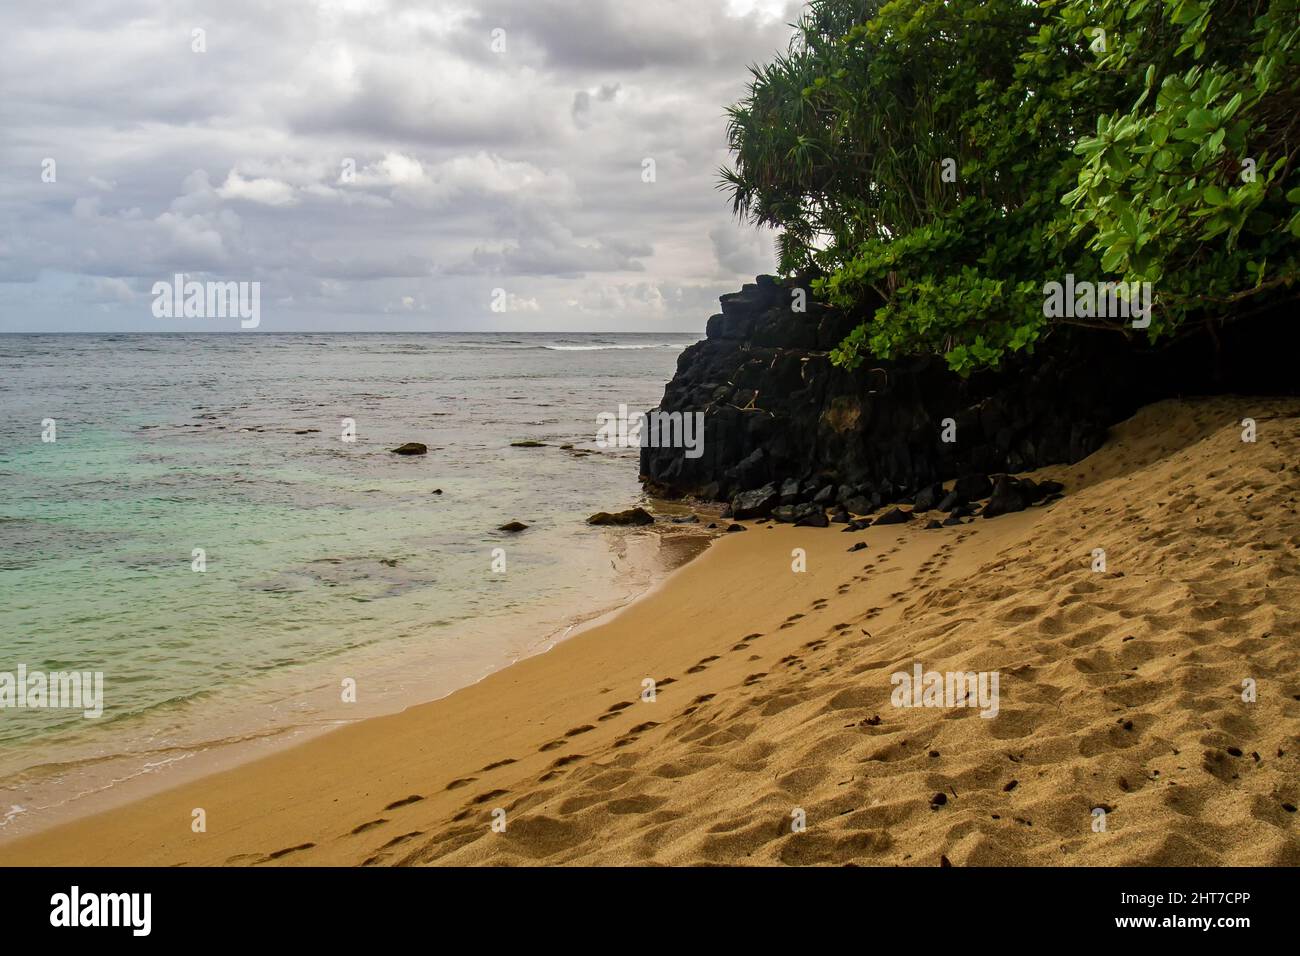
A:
6;397;1298;866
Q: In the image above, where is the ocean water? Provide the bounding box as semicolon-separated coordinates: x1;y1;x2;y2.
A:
0;331;703;837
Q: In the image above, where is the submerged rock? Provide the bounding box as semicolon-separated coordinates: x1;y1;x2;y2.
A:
498;521;529;532
587;507;655;526
391;442;428;455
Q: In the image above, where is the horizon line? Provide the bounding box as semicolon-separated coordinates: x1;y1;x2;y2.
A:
0;329;703;335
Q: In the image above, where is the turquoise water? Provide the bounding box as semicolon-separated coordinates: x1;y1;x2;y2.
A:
0;332;702;835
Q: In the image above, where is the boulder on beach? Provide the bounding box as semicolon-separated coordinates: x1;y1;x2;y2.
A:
731;483;778;520
954;473;993;501
391;442;428;455
773;502;821;524
874;506;914;525
843;495;873;516
912;482;945;512
937;489;965;512
981;475;1030;518
587;507;655;526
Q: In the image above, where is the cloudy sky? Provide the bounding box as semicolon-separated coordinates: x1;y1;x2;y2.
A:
0;0;797;332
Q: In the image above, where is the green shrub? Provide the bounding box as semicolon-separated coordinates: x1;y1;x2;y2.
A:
719;0;1299;374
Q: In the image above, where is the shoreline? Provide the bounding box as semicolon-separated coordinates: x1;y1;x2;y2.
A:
0;522;714;848
5;397;1297;866
1;498;1038;866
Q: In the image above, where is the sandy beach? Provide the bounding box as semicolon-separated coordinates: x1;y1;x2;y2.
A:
4;396;1298;867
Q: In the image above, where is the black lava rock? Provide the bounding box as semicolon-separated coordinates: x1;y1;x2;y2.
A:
795;510;830;528
912;482;945;511
774;502;821;524
954;474;993;501
874;507;914;525
980;477;1029;518
587;508;655;526
391;442;428;455
731;483;778;520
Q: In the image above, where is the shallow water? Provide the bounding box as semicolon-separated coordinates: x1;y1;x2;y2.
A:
0;331;702;836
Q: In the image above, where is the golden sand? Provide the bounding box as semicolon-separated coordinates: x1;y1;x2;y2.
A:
4;396;1298;866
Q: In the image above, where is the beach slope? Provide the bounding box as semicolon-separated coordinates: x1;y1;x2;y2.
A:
5;396;1298;866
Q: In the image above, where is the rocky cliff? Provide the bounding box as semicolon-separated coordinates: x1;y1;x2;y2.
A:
640;274;1296;518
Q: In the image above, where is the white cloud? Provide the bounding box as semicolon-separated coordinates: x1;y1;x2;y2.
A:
217;171;300;207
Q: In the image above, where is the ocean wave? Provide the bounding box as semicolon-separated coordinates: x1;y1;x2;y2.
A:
541;343;689;351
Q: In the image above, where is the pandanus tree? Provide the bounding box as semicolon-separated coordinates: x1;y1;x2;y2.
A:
719;0;1300;374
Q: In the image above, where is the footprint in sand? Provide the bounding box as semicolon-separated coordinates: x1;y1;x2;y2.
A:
445;777;477;790
261;842;316;862
597;707;630;722
349;818;388;835
383;794;424;810
687;655;721;673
